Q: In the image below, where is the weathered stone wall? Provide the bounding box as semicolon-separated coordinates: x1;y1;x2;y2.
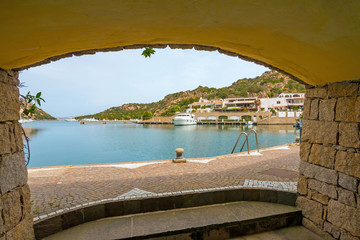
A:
0;69;35;239
297;81;360;240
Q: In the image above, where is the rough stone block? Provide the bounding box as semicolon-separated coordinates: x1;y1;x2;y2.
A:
356;96;360;122
0;123;24;155
310;190;329;205
309;99;320;120
303;120;338;145
0;197;3;234
308;179;337;199
297;175;307;195
337;188;356;208
296;196;323;226
340;231;359;240
323;221;341;239
303;98;311;119
2;189;22;232
309;144;336;169
20;184;32;219
319;98;336;121
0;82;20;122
0;70;19;86
301;120;319;143
320;121;339;145
328;82;359;98
0;124;11;154
306;87;328;99
0;151;27;194
5;215;35;240
300;142;311;162
338;173;357;192
336;97;358;122
338;123;360;148
335;151;360;178
302;218;334;240
300;161;338;185
327;200;360;236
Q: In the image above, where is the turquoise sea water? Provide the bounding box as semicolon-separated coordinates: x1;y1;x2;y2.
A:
22;121;299;168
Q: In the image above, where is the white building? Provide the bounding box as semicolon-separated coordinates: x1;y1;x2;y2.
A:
260;92;305;111
223;97;259;111
187;98;224;112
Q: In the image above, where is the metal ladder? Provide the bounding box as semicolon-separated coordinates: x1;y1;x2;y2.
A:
231;129;259;154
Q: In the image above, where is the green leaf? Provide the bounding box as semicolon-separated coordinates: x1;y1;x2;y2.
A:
141;47;156;58
36;92;41;98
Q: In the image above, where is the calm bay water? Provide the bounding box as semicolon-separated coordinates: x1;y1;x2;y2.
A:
22;121;299;168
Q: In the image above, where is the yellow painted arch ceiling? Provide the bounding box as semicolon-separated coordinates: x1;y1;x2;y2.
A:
1;0;360;85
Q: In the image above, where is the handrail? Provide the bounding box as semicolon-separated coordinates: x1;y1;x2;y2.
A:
231;132;248;154
240;129;259;153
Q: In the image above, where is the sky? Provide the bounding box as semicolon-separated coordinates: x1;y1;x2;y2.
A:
19;47;269;117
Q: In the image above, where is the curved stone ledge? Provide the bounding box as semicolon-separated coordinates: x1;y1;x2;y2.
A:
33;188;297;239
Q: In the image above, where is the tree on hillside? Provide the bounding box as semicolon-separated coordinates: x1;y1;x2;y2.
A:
142;111;153;120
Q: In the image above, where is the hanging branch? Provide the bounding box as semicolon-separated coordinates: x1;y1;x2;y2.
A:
21;126;31;166
18;84;45;166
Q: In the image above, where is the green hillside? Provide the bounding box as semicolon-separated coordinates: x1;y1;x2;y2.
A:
76;71;305;120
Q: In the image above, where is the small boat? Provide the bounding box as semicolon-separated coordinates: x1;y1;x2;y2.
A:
172;113;197;126
18;119;34;123
64;118;77;122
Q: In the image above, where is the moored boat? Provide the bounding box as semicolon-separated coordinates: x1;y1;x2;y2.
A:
172;113;197;126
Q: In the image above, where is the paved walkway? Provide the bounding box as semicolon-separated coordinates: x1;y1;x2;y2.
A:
28;144;300;222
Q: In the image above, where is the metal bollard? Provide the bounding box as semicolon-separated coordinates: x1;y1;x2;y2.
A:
172;148;186;163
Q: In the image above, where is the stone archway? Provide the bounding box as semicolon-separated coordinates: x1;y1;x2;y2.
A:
0;1;360;239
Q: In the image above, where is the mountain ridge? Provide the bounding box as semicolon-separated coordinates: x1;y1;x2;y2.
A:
76;71;305;120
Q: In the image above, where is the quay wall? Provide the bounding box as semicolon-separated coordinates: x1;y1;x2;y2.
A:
297;82;360;239
144;112;299;125
0;69;35;239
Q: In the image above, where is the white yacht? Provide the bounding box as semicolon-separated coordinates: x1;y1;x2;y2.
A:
18;119;34;123
64;118;77;122
172;113;197;126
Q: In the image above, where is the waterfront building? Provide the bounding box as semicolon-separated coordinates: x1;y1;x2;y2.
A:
187;98;224;112
259;92;305;111
187;93;304;113
223;97;260;111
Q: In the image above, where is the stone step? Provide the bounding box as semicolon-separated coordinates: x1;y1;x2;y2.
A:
229;225;323;240
43;201;302;240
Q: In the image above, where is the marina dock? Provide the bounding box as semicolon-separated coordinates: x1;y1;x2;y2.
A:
80;120;140;124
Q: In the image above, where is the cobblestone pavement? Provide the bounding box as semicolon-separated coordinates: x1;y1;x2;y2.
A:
28;144;300;221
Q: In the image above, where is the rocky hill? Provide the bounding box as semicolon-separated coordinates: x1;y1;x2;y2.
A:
20;99;56;120
76;71;305;120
